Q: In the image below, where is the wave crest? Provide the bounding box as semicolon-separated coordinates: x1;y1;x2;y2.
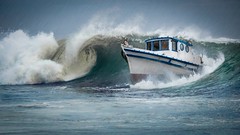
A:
0;15;236;85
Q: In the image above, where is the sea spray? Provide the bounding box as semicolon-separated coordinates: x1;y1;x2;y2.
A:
0;14;237;85
0;30;63;84
131;52;225;89
61;14;144;81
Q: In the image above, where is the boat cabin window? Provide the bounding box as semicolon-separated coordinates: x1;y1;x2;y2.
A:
185;45;189;53
161;40;169;50
172;40;177;51
180;43;184;51
153;41;159;51
147;42;151;50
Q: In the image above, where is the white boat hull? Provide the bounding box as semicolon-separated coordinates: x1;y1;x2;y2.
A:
127;55;194;75
122;46;202;83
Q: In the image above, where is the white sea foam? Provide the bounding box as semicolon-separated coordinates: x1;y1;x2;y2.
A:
0;30;63;84
131;52;225;89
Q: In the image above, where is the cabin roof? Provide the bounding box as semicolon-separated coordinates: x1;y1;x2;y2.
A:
145;37;193;46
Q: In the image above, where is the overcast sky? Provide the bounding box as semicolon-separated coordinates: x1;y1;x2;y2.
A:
0;0;240;39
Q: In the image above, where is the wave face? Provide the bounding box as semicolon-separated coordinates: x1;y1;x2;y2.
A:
0;28;240;94
0;30;130;85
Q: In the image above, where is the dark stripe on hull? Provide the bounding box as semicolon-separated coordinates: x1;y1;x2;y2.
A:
124;48;200;67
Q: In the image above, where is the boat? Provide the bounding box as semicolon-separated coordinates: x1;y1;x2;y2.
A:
121;36;203;83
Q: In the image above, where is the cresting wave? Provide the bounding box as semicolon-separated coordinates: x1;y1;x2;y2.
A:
0;20;238;86
0;29;127;85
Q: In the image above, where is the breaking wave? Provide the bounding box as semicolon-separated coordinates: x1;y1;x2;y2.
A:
0;15;239;87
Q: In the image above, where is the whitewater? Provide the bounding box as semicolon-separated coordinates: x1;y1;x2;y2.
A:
0;16;235;86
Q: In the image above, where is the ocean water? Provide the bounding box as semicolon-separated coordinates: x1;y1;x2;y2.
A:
0;28;240;135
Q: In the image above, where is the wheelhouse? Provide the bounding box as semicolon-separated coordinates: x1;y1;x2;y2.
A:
145;37;192;53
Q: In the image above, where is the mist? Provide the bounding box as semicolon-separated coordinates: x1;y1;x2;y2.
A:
0;0;240;39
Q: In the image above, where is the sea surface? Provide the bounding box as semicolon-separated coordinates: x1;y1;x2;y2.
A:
0;31;240;135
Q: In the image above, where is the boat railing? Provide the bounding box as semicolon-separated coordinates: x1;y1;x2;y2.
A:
121;44;133;48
